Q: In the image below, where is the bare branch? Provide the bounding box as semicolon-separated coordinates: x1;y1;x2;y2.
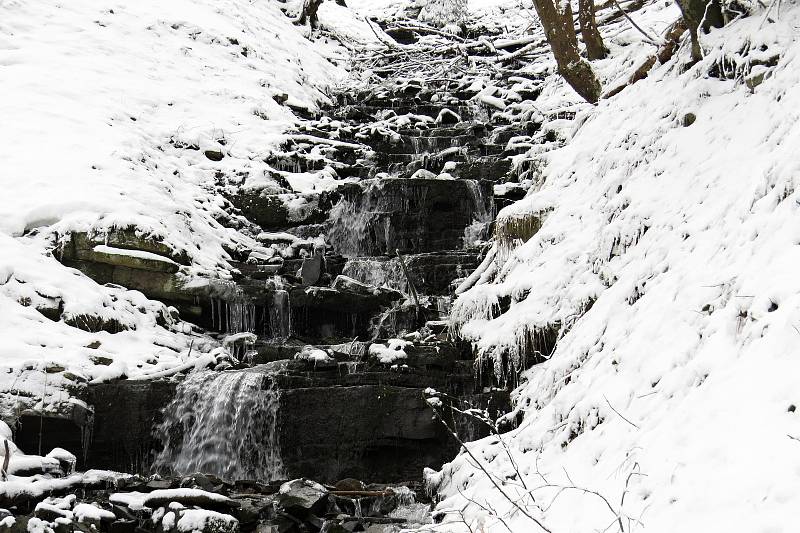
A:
604;395;640;429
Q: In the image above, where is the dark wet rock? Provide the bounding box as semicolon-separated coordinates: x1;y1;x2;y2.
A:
146;479;175;491
300;254;323;286
435;108;460;125
276;384;449;482
275;479;328;517
86;380;177;472
333;479;365;492
205;149;225;161
109;519;137;533
328;178;493;256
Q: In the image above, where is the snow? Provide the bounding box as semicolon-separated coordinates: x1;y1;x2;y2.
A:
176;509;238;533
0;0;377;418
109;491;148;511
92;245;180;266
33;503;72;520
72;503;116;523
430;2;800;532
295;345;335;365
369;339;410;364
26;517;53;533
143;488;234;506
0;470;128;503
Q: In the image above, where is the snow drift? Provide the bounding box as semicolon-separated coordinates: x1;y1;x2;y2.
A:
0;0;348;411
432;3;800;532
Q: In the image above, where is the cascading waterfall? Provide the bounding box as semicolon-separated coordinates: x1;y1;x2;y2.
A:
342;257;407;293
209;281;256;335
463;179;494;247
268;288;292;339
328;180;389;257
153;367;284;482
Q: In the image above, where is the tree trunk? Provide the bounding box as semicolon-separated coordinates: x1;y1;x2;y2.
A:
675;0;724;63
296;0;324;29
578;0;607;59
532;0;603;103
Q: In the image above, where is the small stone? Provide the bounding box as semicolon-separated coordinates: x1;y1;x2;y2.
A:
90;355;114;366
682;113;696;127
205;149;225;161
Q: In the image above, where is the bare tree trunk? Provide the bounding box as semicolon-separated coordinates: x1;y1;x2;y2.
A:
675;0;724;63
533;0;603;103
296;0;324;29
578;0;607;59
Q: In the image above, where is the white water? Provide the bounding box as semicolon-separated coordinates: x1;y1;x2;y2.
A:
342;257;406;293
268;289;292;339
462;179;494;248
153;367;284;482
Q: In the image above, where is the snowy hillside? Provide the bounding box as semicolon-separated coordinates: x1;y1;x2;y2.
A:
0;0;361;411
432;3;800;532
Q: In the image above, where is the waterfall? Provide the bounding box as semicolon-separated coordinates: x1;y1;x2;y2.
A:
209;281;256;335
153;367;284;482
463;179;494;248
342;257;407;293
328;179;388;257
268;289;292;339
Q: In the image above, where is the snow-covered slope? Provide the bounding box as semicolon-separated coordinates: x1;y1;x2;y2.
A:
0;0;354;411
432;4;800;532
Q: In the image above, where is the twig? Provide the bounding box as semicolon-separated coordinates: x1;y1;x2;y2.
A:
456;486;513;533
604;395;640;429
611;0;663;45
430;409;552;532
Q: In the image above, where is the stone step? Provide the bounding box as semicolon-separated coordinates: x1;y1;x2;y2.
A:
333;104;489;122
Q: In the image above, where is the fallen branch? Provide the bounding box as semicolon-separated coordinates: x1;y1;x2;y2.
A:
603;18;687;98
329;490;393;497
611;0;664;45
385;21;467;42
490;39;548;64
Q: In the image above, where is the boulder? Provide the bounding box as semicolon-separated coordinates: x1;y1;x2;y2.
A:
300;254;323;286
143;489;238;511
174;509;238;533
276;479;328;517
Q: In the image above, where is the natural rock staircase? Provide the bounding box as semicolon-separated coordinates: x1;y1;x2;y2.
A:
29;40;578;486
